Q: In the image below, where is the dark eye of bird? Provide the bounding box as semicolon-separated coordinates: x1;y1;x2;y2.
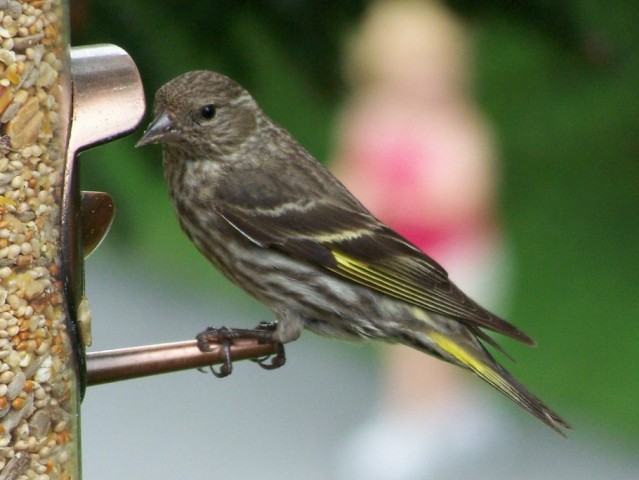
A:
201;104;216;119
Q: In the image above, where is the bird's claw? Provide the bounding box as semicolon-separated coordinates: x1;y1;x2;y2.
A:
249;321;286;370
196;326;239;351
251;342;286;370
196;323;285;376
196;327;236;377
210;342;233;378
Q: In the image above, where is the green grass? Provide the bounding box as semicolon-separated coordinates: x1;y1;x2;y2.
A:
474;16;639;436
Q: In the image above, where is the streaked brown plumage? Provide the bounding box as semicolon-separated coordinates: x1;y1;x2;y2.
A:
137;70;570;435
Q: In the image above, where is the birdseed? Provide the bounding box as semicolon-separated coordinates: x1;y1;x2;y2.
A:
0;0;79;478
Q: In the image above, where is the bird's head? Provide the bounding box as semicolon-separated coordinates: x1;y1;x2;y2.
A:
136;70;258;155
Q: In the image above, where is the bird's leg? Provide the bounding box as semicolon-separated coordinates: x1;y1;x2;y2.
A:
196;323;286;375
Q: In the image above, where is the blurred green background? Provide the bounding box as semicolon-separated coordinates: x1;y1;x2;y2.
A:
72;0;638;441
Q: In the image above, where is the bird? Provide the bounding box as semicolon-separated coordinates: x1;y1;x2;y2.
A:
136;70;570;435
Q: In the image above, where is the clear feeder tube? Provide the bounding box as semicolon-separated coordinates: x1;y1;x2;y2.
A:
0;0;80;478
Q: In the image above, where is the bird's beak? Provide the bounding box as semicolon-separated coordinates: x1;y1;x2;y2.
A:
135;110;176;147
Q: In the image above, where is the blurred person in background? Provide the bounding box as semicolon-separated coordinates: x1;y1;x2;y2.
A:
331;1;512;477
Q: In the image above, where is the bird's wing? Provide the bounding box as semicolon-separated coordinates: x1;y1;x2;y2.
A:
217;196;534;345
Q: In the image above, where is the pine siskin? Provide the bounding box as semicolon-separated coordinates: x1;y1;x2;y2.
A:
136;70;570;435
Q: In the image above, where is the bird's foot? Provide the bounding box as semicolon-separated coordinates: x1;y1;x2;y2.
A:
196;326;237;377
196;323;286;377
248;321;286;370
251;341;286;370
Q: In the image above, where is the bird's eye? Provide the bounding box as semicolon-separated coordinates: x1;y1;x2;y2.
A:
200;104;216;120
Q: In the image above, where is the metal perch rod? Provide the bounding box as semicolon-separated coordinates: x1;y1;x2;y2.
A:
86;340;277;386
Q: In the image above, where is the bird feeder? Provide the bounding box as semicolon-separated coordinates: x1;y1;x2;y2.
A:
0;0;144;476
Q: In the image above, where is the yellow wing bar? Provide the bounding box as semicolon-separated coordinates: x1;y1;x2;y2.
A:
329;250;469;318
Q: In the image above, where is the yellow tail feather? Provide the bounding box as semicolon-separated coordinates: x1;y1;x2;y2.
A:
430;332;570;435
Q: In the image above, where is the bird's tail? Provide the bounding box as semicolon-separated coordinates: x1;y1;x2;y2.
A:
429;332;571;436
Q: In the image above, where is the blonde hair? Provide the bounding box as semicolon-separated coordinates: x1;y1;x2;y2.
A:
344;0;472;93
